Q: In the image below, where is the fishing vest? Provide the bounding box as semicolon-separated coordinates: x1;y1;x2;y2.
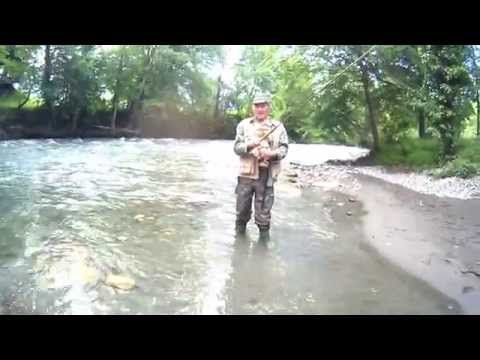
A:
238;117;284;182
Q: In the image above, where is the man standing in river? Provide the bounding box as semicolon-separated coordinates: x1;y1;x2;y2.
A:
233;93;289;240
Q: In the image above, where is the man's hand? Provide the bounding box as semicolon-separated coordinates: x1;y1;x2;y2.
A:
251;147;261;158
247;141;261;152
258;148;277;161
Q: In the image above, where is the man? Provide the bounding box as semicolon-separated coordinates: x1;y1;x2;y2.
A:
233;93;289;240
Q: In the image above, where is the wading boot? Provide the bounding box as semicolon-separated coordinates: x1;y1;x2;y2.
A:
235;222;247;236
258;225;270;242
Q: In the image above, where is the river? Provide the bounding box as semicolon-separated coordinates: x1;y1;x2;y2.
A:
0;139;459;314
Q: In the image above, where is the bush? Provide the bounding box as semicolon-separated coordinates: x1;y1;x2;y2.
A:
433;159;479;179
457;138;480;164
377;138;440;168
377;137;480;178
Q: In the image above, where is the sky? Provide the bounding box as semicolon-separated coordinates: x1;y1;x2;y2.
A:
209;45;243;85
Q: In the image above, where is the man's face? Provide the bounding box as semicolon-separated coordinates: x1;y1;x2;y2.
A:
252;102;270;121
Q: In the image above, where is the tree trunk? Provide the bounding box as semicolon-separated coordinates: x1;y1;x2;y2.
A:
71;108;80;132
51;109;57;131
418;107;426;138
17;85;32;110
111;51;125;134
126;100;134;116
130;46;156;130
361;68;380;151
42;45;55;130
111;95;118;134
213;76;222;119
477;89;479;137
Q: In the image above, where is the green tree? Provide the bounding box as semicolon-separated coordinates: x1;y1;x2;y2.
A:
0;45;40;105
466;45;480;137
230;45;280;119
426;45;473;158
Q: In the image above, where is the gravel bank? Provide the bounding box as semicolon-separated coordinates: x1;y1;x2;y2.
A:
353;166;480;200
282;161;480;314
285;155;480;200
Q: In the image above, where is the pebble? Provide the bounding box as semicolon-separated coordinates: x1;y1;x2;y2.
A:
305;294;315;303
134;213;145;218
356;167;480;200
346;211;352;216
104;274;136;290
248;298;259;305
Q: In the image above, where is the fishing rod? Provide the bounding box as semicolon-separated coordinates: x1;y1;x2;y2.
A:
314;45;377;95
247;122;282;154
258;122;281;142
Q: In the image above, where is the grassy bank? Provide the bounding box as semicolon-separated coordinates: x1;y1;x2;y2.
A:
376;137;480;178
0;92;40;111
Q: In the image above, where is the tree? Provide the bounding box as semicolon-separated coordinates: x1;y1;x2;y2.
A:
230;45;280;119
270;51;317;141
104;45;223;129
426;45;473;158
301;45;383;149
41;45;55;128
0;45;40;104
466;45;480;137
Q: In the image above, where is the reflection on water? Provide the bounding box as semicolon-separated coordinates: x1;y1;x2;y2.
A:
0;139;458;314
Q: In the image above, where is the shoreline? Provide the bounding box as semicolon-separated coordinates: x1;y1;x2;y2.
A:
286;163;480;314
290;161;480;200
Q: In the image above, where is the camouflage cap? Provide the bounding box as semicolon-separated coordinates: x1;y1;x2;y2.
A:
253;93;271;104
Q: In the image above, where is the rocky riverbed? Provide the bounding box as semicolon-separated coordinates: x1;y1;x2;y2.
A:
287;160;480;200
355;166;480;200
283;162;480;314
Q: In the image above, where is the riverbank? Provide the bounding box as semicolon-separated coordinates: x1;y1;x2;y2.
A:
0;125;141;140
0;104;235;141
285;163;480;314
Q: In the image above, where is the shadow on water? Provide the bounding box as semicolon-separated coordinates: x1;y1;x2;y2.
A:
224;234;285;314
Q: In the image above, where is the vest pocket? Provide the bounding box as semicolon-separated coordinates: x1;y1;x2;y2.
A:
240;157;255;176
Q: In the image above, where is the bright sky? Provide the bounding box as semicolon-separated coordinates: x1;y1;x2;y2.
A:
210;45;243;85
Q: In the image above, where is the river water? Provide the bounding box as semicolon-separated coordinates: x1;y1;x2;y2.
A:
0;139;458;314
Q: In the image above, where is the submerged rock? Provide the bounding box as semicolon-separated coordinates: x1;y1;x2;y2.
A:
79;264;101;286
104;274;136;290
134;214;145;222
